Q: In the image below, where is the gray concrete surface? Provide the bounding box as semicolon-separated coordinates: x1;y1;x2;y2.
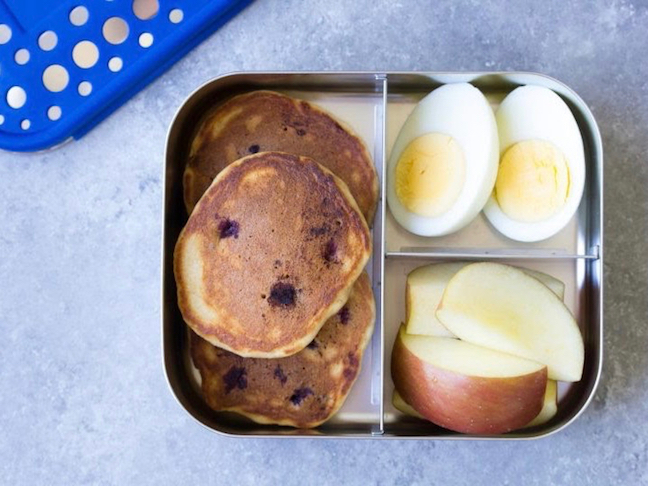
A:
1;0;646;484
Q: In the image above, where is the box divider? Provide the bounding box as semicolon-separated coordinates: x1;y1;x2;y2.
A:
375;73;388;435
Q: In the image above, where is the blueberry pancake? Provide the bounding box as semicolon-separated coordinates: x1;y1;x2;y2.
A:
190;272;375;428
174;151;372;358
183;90;379;225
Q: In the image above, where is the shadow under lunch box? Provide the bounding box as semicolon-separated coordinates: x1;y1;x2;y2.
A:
162;72;603;439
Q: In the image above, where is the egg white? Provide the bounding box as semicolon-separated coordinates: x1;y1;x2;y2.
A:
483;85;586;242
387;83;499;236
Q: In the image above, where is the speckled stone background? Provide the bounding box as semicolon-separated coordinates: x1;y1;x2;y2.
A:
1;1;646;484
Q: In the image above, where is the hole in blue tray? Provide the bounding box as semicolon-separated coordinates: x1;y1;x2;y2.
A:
169;8;184;24
0;24;12;44
78;81;92;96
14;48;30;65
103;17;129;45
73;40;99;69
7;86;27;109
21;119;31;130
139;32;154;48
70;6;89;26
108;57;123;72
133;0;159;20
43;65;69;92
47;106;62;121
38;31;58;51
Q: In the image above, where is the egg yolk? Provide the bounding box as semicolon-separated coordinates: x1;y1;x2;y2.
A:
395;133;466;217
495;140;570;223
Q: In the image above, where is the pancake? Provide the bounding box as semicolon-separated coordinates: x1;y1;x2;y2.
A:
174;151;372;358
183;90;379;225
190;272;375;428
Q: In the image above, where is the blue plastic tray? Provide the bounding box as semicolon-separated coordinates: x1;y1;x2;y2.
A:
0;0;251;152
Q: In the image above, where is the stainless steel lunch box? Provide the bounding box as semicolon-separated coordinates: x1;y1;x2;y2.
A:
162;72;603;439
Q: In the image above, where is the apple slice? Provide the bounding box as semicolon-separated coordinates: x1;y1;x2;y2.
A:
392;389;424;419
523;379;558;428
393;380;557;429
524;269;566;300
406;263;565;337
391;327;547;434
437;262;584;382
406;262;466;337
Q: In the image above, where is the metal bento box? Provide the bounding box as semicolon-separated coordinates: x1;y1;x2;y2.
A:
162;72;603;439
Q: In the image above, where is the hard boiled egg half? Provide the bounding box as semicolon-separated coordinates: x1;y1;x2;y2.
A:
483;85;585;242
387;83;499;236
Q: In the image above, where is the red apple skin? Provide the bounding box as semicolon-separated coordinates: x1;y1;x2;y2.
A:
391;334;547;435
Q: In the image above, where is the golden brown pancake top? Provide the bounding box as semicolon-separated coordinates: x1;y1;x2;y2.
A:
183;90;378;225
191;272;375;428
174;152;372;358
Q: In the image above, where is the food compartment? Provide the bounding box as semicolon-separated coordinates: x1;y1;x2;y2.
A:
163;73;387;437
382;255;601;438
163;72;602;439
384;73;602;260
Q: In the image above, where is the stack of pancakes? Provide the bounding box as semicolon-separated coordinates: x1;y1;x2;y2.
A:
174;91;378;428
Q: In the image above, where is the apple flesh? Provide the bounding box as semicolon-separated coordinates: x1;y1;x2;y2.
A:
406;262;565;337
437;262;584;382
391;327;547;434
406;262;466;337
523;379;558;428
392;389;424;419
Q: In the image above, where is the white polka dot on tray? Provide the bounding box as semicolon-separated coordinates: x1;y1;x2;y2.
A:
108;57;123;72
47;106;62;121
43;65;69;92
69;6;89;26
139;32;154;48
169;9;184;23
38;31;58;51
73;41;99;69
78;81;92;96
14;48;30;65
7;86;27;109
103;17;129;45
0;24;12;44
